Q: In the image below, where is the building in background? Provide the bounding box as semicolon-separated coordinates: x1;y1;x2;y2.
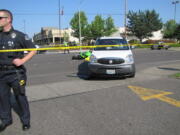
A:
33;27;78;45
33;27;163;45
111;27;163;42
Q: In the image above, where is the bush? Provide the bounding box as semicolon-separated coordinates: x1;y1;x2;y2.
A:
169;43;180;47
128;39;140;44
143;39;176;44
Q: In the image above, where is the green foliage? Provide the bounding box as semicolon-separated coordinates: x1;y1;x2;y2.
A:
104;16;117;36
128;39;140;44
83;24;92;41
170;43;180;47
70;11;88;38
70;12;117;42
135;43;180;48
90;15;117;39
127;10;162;42
90;15;105;39
163;20;177;39
174;24;180;41
172;73;180;79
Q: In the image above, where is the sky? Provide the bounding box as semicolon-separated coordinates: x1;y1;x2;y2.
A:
0;0;180;37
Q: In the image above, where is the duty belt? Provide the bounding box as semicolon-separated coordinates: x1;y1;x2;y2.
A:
0;65;16;71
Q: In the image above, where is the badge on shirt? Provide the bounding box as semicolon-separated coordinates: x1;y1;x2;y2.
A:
8;41;14;47
11;32;16;39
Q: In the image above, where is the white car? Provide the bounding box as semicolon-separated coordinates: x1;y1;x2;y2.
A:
24;45;46;54
87;37;135;79
24;45;39;54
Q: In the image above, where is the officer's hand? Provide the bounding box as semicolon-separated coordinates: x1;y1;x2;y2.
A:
12;58;25;67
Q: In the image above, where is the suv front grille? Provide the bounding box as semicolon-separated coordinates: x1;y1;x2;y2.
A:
98;58;124;64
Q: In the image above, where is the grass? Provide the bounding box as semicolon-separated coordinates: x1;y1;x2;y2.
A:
134;43;180;48
172;73;180;79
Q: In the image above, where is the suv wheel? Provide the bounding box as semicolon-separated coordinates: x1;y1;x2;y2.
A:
128;72;135;78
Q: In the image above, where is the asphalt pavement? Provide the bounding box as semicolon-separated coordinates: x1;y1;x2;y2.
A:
10;58;180;135
26;62;180;102
26;47;180;102
1;47;180;135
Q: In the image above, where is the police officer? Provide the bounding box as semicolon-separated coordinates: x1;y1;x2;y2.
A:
63;41;70;54
0;9;36;132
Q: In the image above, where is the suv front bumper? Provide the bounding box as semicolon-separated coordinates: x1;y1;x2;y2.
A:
88;63;135;76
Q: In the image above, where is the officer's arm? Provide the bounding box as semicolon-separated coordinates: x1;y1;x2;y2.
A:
12;50;36;67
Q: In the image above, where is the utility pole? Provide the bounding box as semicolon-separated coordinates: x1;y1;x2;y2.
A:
78;0;85;46
124;0;127;39
23;20;26;34
78;9;82;46
172;0;179;22
58;0;62;44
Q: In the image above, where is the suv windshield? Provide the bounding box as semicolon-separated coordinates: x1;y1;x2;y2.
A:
94;39;129;50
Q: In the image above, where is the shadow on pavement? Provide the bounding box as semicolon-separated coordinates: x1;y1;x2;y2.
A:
158;67;180;71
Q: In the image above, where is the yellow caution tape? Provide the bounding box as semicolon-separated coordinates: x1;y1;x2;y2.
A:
0;45;126;52
0;43;177;52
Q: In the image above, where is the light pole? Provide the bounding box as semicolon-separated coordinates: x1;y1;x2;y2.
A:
58;0;62;44
78;9;82;46
23;20;26;34
78;0;85;46
172;0;179;21
124;0;127;39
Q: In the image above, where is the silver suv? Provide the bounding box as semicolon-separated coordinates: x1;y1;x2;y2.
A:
87;37;136;79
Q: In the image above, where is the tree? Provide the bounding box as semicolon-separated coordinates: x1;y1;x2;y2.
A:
127;10;163;42
163;20;177;39
70;11;88;39
90;15;105;39
104;16;117;36
90;15;117;40
174;23;180;41
83;24;93;42
70;12;117;42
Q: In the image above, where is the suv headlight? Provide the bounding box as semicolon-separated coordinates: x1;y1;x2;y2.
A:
90;54;97;63
126;54;134;64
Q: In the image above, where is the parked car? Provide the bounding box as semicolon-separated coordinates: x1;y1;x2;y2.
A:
24;45;46;54
151;42;170;50
35;45;47;54
87;37;136;79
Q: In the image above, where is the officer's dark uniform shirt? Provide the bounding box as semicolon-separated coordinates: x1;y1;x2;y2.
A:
0;27;35;66
0;28;33;126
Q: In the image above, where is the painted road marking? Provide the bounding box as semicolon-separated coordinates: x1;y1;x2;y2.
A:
128;85;180;107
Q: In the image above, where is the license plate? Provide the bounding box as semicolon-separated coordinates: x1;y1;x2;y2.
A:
106;69;115;74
